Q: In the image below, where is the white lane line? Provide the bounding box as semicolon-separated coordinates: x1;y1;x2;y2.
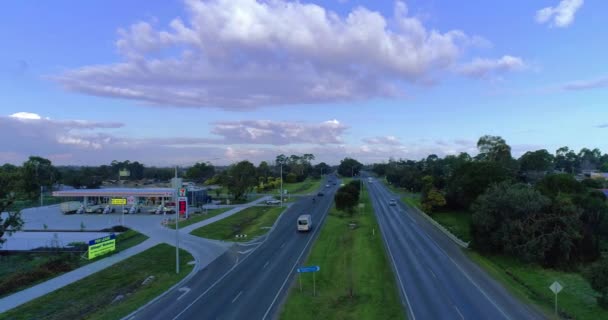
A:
453;305;465;320
429;269;437;279
177;287;191;300
231;291;243;304
238;248;255;254
280;243;286;249
263;261;270;269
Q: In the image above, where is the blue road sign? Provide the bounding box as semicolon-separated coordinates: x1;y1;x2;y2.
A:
297;265;320;273
88;234;116;246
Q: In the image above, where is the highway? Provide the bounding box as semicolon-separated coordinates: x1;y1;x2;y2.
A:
364;175;544;320
129;177;338;320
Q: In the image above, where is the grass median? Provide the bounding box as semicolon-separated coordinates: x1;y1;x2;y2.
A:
165;207;232;229
0;229;148;298
282;178;323;195
280;185;405;320
1;243;193;320
190;205;284;241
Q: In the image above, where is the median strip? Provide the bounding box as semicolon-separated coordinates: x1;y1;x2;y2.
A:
189;206;285;241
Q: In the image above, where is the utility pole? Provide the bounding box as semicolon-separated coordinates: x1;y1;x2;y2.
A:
175;165;180;274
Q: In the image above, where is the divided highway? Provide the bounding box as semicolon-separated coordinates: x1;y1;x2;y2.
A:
129;178;338;320
364;176;544;320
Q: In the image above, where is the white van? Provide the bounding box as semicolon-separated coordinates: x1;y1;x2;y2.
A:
297;214;312;232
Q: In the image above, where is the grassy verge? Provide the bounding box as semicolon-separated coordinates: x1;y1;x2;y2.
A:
280;186;405;320
282;178;323;195
165;208;232;229
432;210;471;243
1;244;193;320
190;206;284;241
0;229;148;298
467;252;607;320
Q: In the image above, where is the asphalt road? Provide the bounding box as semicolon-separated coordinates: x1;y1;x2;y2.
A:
364;176;544;320
129;178;338;320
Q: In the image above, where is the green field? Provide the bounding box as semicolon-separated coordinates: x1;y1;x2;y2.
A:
190;206;285;241
280;186;405;320
468;252;607;320
0;244;193;320
165;207;232;229
0;229;148;298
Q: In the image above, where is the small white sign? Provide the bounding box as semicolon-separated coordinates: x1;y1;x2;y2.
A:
549;281;563;294
127;196;135;205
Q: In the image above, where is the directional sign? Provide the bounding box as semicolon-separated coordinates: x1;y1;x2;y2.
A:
297;265;320;273
550;281;563;294
88;234;116;259
111;198;126;205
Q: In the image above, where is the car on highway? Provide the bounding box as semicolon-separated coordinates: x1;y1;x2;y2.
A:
325;184;330;188
266;199;281;205
297;214;312;232
389;199;397;206
317;192;324;196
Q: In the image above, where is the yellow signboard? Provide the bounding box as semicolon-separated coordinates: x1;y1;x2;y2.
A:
88;234;116;259
111;198;126;205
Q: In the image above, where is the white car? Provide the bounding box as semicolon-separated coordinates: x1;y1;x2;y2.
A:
389;199;397;206
85;205;103;213
103;205;115;214
123;205;140;214
266;199;281;205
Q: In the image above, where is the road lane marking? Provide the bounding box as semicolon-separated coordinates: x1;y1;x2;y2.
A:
238;248;255;254
280;243;285;249
429;269;437;279
263;261;270;269
177;287;191;300
231;291;243;304
453;305;465;320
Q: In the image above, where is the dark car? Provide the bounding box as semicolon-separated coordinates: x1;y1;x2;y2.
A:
317;192;324;196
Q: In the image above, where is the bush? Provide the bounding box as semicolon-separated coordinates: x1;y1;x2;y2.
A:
585;258;608;308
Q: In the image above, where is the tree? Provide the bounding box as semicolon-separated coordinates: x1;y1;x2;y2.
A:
579;148;602;171
312;162;331;178
222;161;257;200
536;174;585;199
338;158;363;177
421;187;446;213
256;161;272;183
0;194;24;248
335;190;357;215
186;162;215;183
555;146;579;174
586;258;608;308
519;149;554;172
476;135;513;164
21;156;59;198
446;161;511;209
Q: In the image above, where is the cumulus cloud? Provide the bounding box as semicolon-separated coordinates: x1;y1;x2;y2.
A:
457;55;526;79
362;135;401;145
535;0;584;28
560;76;608;91
52;0;511;110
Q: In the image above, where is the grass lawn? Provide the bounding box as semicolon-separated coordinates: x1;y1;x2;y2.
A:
0;229;148;298
431;210;472;243
1;244;193;320
282;178;323;195
165;207;232;229
468;251;607;320
280;186;405;320
190;206;285;241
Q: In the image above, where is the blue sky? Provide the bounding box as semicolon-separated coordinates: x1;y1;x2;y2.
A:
1;0;606;166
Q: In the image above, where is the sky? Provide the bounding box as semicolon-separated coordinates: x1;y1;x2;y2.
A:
1;0;606;166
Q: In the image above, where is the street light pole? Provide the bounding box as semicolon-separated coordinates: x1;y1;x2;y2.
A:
280;162;283;207
175;165;180;274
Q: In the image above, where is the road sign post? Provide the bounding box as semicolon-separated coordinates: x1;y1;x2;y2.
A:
111;198;127;226
549;281;563;317
296;265;320;296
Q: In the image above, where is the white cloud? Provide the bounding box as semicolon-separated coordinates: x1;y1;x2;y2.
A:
457;55;526;79
10;112;43;120
53;0;509;110
362;135;402;145
535;0;584;28
561;76;608;91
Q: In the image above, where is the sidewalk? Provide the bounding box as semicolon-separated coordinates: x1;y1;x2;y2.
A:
0;238;159;313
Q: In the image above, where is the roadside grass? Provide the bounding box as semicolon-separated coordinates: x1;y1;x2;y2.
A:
190;206;284;241
280;185;405;320
0;244;193;320
0;229;148;298
165;207;232;229
467;251;607;320
282;178;323;195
